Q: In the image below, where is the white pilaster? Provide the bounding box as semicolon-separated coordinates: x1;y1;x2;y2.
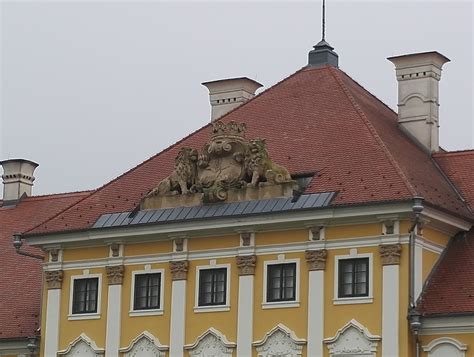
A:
44;289;61;357
382;264;399;356
170;280;186;357
237;275;254;356
414;243;423;300
307;270;324;356
105;284;122;357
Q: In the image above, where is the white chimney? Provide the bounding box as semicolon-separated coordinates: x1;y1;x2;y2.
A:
388;51;450;152
0;159;39;201
202;77;263;122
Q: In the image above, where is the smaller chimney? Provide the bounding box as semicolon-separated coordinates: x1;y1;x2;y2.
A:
202;77;263;122
0;159;39;202
388;51;450;152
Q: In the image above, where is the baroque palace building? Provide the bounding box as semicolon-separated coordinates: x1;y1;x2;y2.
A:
1;40;473;357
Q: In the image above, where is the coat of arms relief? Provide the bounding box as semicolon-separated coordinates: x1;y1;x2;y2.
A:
142;121;295;209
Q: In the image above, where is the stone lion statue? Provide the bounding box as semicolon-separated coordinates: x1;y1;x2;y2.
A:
246;138;292;187
147;147;198;196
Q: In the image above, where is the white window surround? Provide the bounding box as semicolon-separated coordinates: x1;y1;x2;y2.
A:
57;333;104;356
262;257;300;309
253;323;306;357
184;327;236;356
333;251;373;305
422;337;467;357
119;331;168;357
194;262;231;313
323;319;380;356
129;268;165;317
68;272;102;321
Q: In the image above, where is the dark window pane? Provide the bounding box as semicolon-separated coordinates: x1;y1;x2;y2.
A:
72;278;99;314
267;263;297;302
198;268;227;306
133;273;161;310
338;258;369;298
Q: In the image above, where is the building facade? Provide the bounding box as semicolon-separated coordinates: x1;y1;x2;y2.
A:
3;40;473;357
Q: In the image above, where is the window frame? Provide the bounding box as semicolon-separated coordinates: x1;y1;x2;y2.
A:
334;252;373;305
194;263;231;313
68;272;102;320
263;257;300;309
337;258;369;298
130;268;165;317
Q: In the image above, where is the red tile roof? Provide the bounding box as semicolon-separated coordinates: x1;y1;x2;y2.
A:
434;150;474;211
0;191;92;339
25;66;471;236
417;229;474;316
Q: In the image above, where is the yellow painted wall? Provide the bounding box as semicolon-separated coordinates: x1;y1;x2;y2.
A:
256;230;307;245
185;257;239;346
58;268;107;351
253;252;308;357
422;249;440;284
124;240;172;256
187;234;240;251
399;244;412;357
422;227;450;247
326;223;381;239
62;246;108;261
120;263;172;348
419;333;474;356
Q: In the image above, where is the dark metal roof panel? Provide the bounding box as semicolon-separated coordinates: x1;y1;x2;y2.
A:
92;192;336;229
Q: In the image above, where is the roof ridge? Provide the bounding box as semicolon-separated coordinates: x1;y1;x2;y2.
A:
24;190;94;200
329;67;418;197
23;189;97;234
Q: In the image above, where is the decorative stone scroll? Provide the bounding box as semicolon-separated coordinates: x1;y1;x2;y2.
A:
305;249;327;271
379;244;402;265
142;121;296;209
106;265;125;285
110;243;120;257
236;255;257;275
45;270;64;289
310;226;323;240
170;260;188;281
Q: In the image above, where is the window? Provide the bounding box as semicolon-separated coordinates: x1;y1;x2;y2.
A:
198;268;227;306
338;258;369;298
72;278;99;314
267;263;296;302
133;273;161;310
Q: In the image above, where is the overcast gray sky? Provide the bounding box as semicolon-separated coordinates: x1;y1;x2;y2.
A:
1;0;473;197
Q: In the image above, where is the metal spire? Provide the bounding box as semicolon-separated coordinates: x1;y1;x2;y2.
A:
322;0;326;41
307;0;339;67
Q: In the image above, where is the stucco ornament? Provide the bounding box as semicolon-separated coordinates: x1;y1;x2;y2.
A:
379;244;402;265
305;249;327;271
236;255;257;275
120;331;168;357
106;265;124;285
253;324;306;357
185;328;236;357
323;319;380;356
169;260;188;280
57;334;104;356
145;121;293;204
45;270;64;289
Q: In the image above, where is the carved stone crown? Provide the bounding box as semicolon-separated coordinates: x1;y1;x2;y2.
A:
211;121;246;140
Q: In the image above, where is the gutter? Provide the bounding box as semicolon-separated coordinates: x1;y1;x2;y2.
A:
407;196;424;357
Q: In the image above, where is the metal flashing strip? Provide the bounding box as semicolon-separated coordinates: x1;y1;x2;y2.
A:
92;192;336;229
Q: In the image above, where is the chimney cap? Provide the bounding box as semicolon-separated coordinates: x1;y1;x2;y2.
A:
202;77;263;93
387;51;450;68
0;158;39;168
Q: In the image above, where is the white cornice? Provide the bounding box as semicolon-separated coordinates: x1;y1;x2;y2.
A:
44;235;411;271
28;202;414;247
420;316;474;335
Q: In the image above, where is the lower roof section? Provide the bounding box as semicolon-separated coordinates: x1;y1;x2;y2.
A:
92;192;337;229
